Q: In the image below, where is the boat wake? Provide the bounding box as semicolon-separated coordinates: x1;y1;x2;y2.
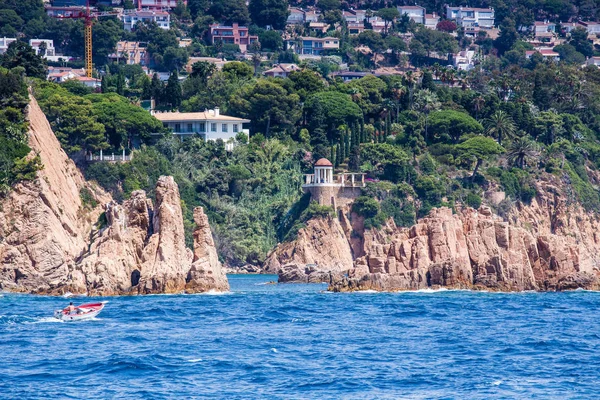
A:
30;317;65;324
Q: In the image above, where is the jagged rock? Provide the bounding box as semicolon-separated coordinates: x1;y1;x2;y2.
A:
272;177;600;292
223;264;263;274
0;96;109;294
0;97;227;296
136;176;191;294
278;263;339;284
185;207;229;293
75;191;151;295
264;213;354;282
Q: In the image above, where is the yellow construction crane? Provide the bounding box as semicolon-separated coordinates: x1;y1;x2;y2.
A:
52;2;128;77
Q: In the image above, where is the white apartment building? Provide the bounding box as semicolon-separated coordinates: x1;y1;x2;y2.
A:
397;5;426;24
122;10;170;32
29;39;56;57
0;37;17;54
446;6;495;28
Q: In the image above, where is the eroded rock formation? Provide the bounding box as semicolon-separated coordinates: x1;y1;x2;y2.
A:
264;213;354;282
0;96;109;294
185;207;229;293
269;182;600;292
0;97;228;295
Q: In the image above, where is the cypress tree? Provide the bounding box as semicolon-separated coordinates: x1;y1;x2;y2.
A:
116;72;125;96
165;70;182;109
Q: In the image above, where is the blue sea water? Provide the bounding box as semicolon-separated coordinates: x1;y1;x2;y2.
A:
1;275;600;399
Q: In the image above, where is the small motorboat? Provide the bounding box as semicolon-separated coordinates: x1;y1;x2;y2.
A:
54;301;107;321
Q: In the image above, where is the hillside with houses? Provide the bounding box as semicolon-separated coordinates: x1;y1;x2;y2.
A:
2;0;600;269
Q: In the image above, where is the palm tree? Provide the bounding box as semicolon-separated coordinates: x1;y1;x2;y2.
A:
413;89;441;141
507;137;539;169
251;53;262;76
391;82;406;123
484;110;516;146
404;71;417;109
473;95;485;120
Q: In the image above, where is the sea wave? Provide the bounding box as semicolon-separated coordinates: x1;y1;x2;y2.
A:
1;274;600;398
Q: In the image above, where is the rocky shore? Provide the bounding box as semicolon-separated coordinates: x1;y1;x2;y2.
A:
0;97;228;295
266;182;600;292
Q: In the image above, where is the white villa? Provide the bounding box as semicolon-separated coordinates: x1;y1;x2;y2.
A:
153;108;250;150
445;6;495;28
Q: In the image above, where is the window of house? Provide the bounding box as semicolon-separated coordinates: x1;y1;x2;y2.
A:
233;124;238;133
211;123;217;132
187;123;193;132
222;124;228;132
199;122;206;132
175;123;181;132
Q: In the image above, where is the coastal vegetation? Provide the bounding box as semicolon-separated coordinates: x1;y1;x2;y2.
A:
3;0;600;267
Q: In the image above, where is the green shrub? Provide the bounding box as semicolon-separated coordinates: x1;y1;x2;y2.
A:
381;197;416;227
80;187;98;209
465;192;482;209
564;161;600;210
12;155;43;181
303;201;334;220
352;196;380;218
364;211;387;229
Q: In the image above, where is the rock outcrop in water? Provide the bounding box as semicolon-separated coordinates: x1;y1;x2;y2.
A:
185;207;229;293
135;176;192;294
268;182;600;292
0;97;228;295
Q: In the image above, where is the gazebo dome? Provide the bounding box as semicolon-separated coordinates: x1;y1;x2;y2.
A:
315;158;333;167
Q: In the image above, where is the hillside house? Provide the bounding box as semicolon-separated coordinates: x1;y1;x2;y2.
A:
0;37;17;54
209;23;258;52
397;5;425;24
287;36;340;55
263;64;300;78
108;41;150;65
153;108;250;150
122;10;169;32
446;6;495;28
136;0;184;11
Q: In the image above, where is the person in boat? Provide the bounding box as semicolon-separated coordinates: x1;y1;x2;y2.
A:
64;302;80;314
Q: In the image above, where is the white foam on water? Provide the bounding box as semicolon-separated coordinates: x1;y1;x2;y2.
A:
62;292;74;298
492;380;503;386
352;290;379;294
196;290;233;296
270;348;278;353
187;358;203;363
31;317;64;324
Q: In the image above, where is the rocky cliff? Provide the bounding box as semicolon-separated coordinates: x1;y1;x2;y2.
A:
269;182;600;292
0;96;109;293
0;97;228;295
264;212;354;283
